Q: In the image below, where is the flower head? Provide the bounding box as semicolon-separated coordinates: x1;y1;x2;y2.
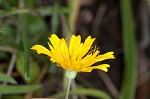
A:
31;34;115;72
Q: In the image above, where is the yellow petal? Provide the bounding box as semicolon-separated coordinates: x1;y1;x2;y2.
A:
48;34;61;49
69;35;81;56
96;51;115;62
31;45;51;56
49;38;71;69
81;50;99;68
48;41;64;63
76;36;95;60
60;39;70;63
82;64;110;72
70;43;83;61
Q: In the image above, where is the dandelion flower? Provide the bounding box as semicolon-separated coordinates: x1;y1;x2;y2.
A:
31;34;115;74
31;34;115;99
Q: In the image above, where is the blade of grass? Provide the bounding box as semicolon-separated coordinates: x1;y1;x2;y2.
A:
19;0;30;80
120;0;137;99
0;73;17;84
22;14;30;80
0;85;41;94
51;2;59;33
0;7;71;17
67;0;80;34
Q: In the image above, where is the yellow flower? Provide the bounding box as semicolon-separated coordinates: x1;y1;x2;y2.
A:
31;34;115;72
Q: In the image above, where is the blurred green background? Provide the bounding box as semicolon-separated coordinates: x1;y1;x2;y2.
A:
0;0;150;99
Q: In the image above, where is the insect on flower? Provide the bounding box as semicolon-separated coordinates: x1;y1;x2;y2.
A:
31;34;115;73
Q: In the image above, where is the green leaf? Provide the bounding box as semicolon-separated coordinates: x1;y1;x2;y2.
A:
2;26;16;36
16;52;40;84
0;85;41;94
0;73;17;84
50;87;111;99
120;0;137;99
27;15;46;35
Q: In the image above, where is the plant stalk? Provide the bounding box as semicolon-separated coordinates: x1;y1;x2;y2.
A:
65;78;72;99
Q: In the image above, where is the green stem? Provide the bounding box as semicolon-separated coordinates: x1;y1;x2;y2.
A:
65;78;72;99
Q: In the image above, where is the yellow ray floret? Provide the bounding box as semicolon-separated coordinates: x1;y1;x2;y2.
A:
31;34;115;72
